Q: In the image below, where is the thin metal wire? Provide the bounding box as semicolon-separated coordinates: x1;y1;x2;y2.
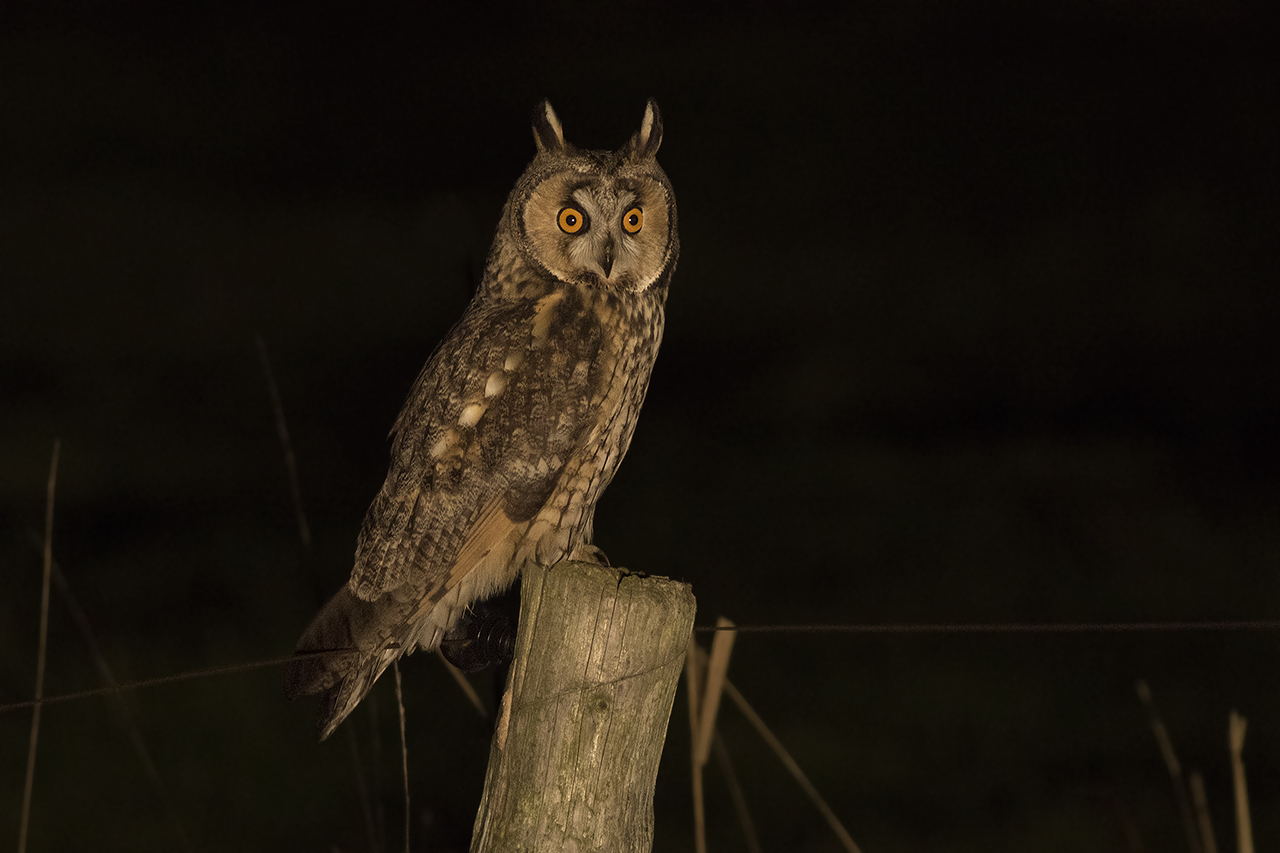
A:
0;655;298;714
3;619;1277;716
693;620;1280;633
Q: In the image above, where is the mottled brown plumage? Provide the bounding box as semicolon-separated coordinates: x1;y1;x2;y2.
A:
284;100;678;740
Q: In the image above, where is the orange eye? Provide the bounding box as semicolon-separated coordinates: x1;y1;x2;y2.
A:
558;207;587;234
622;207;643;234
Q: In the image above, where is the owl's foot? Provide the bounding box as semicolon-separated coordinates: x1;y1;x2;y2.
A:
440;599;516;673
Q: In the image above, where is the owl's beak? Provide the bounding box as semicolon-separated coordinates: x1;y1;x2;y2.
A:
600;239;615;279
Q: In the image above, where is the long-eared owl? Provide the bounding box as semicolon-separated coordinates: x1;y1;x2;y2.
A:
284;100;679;740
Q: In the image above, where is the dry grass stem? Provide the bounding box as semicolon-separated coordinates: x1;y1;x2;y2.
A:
367;690;389;849
1189;770;1218;853
721;677;861;853
342;724;381;853
687;620;738;853
256;334;313;549
1136;680;1201;853
259;338;389;846
686;641;706;853
19;440;59;853
713;732;762;853
394;661;410;853
1229;711;1253;853
435;648;489;718
694;617;736;768
50;557;193;851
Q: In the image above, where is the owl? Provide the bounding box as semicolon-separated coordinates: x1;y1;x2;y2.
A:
284;100;679;740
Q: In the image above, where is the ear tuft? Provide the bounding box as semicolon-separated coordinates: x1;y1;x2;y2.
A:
532;100;567;155
628;99;663;161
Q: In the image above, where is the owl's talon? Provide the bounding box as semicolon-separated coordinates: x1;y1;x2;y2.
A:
441;602;516;673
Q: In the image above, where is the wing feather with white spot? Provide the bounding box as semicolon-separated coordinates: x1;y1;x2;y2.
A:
349;287;606;605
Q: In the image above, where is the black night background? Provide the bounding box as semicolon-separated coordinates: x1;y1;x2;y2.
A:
2;3;1277;850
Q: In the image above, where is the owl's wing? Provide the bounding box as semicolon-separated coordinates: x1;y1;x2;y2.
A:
349;287;608;605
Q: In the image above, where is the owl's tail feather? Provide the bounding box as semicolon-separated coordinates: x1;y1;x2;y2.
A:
283;585;405;741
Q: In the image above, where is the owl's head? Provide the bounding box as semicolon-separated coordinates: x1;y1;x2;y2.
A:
500;100;678;296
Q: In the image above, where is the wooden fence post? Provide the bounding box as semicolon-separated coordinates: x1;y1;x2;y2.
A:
470;560;696;853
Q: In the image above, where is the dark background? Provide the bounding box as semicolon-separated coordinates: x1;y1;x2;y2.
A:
2;3;1277;851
